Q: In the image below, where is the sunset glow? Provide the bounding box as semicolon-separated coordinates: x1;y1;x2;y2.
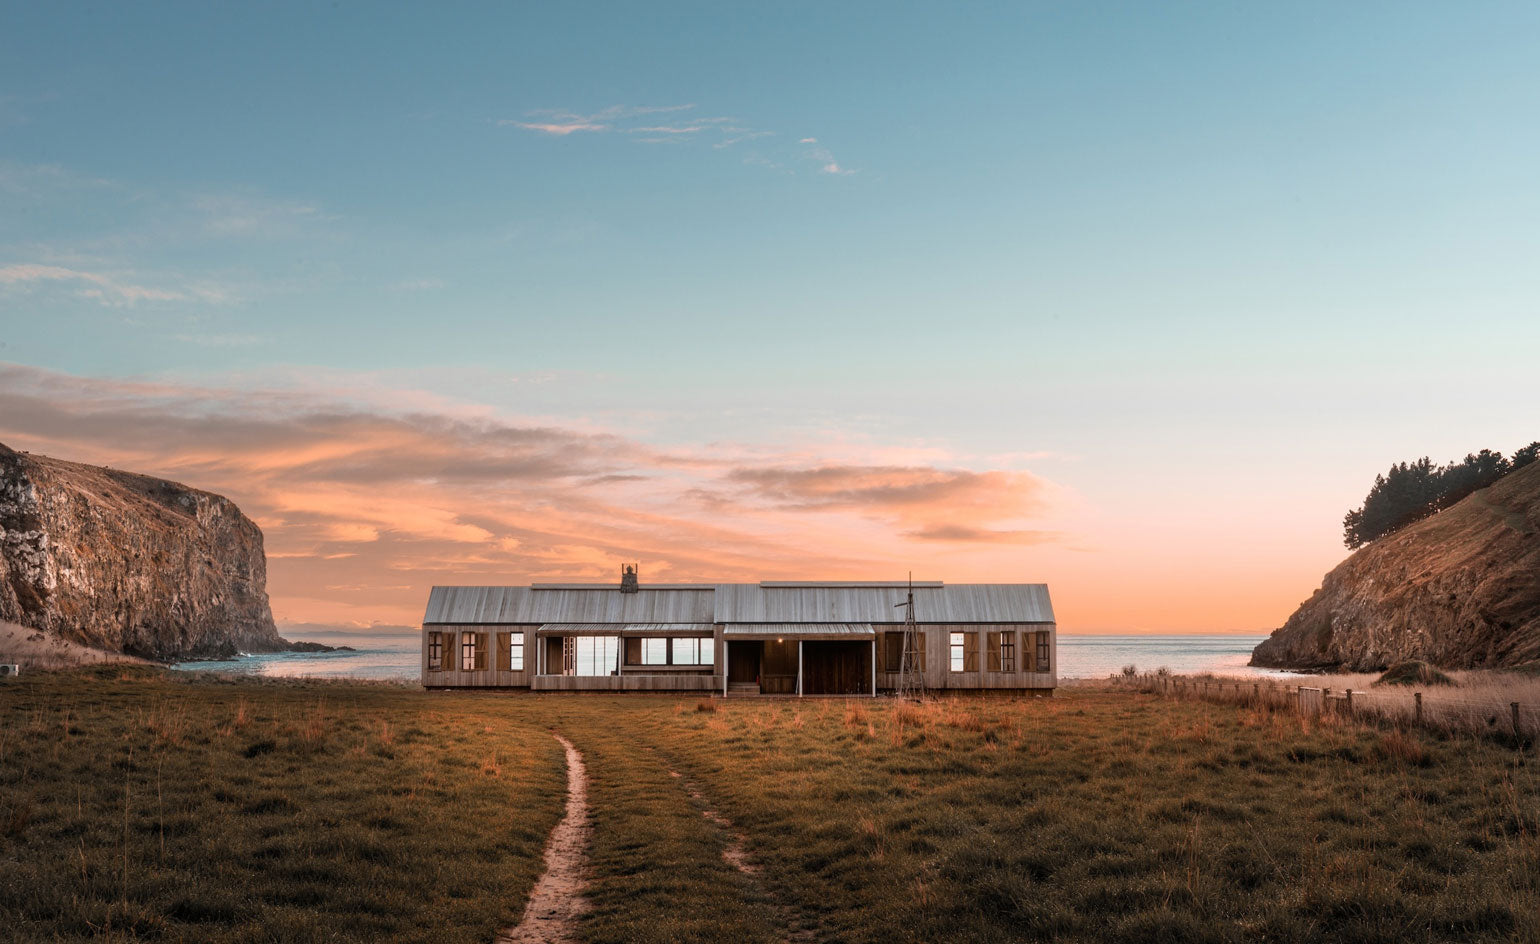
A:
3;4;1536;637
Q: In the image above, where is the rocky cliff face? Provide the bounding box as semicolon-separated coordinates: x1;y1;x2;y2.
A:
0;443;285;660
1252;460;1540;671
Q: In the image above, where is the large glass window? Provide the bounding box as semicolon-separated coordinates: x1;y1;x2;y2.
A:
511;631;524;671
641;638;668;665
950;632;965;672
1035;632;1050;672
672;637;712;665
428;632;445;671
573;636;619;676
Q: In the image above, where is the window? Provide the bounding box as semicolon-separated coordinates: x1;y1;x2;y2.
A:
987;631;1016;672
497;632;526;671
572;636;619;676
672;637;712;665
1035;632;1050;673
641;638;668;665
461;632;486;671
885;632;925;673
950;631;978;672
428;632;446;671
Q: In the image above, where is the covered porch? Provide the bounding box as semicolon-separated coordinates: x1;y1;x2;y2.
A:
721;623;877;696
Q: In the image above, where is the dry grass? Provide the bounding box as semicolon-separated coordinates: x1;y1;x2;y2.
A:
6;670;1539;943
0;666;565;943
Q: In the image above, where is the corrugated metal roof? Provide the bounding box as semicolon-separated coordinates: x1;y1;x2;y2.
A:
712;583;1053;624
536;622;714;636
423;586;717;624
723;622;875;637
424;582;1053;625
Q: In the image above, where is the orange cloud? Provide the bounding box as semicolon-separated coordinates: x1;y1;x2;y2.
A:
0;363;1070;630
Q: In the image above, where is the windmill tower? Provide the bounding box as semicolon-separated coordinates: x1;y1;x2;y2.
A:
894;573;926;700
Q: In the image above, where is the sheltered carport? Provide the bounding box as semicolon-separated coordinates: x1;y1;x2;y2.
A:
721;623;876;696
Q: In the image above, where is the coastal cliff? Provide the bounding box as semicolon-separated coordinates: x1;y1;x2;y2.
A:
1252;460;1540;671
0;443;286;660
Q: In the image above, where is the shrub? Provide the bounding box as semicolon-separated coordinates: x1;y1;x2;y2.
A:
1375;661;1456;687
694;698;719;713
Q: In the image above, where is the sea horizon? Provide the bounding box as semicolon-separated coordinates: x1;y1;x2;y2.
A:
171;632;1288;683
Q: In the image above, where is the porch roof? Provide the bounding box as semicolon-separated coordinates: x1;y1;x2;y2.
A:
723;622;875;639
536;622;714;636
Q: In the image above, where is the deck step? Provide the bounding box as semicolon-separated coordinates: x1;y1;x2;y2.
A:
727;682;761;694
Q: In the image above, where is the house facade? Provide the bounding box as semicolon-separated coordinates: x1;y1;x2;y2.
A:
421;576;1055;696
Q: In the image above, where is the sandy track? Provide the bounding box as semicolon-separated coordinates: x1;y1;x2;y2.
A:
494;734;591;944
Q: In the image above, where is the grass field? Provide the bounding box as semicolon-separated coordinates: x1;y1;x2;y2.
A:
3;668;1538;943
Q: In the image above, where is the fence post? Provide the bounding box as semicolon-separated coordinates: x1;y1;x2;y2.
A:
1414;691;1422;724
1345;689;1353;716
1513;702;1522;738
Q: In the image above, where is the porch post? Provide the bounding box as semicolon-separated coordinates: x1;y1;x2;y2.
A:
797;639;803;697
722;637;728;697
871;638;877;697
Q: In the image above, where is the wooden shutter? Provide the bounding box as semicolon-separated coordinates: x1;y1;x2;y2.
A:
624;637;642;666
986;631;1002;672
963;632;979;672
496;632;511;671
881;633;899;672
441;632;456;672
475;634;489;670
916;633;926;672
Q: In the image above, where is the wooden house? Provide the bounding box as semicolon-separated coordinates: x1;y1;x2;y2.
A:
420;574;1055;696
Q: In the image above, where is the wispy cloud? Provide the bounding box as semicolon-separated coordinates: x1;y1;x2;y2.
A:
0;262;220;306
502;103;854;175
0;363;1062;626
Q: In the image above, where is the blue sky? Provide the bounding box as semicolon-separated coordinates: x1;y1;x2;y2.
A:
2;2;1537;631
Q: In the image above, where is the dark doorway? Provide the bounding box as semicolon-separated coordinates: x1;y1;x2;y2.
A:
802;640;872;694
727;641;762;685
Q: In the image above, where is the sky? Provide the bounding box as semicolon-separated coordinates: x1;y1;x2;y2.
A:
2;2;1537;635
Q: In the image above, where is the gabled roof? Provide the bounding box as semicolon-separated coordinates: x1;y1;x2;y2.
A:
424;581;1054;625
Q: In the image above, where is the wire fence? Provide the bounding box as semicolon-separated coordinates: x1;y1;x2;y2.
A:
1111;672;1540;743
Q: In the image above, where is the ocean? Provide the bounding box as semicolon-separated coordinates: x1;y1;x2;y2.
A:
170;633;1290;682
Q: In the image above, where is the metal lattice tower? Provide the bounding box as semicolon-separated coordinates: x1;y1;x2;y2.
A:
894;573;927;701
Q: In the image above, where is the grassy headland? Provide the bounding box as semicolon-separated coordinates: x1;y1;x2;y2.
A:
3;669;1537;943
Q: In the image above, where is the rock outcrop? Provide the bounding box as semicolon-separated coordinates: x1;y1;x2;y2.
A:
1252;460;1540;671
0;443;286;660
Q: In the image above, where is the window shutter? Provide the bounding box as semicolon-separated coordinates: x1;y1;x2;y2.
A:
624;637;642;666
441;632;456;672
964;632;979;672
496;632;511;671
986;631;1002;672
916;633;926;672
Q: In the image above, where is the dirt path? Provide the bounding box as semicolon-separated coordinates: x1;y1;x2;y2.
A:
666;767;820;943
494;734;590;944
